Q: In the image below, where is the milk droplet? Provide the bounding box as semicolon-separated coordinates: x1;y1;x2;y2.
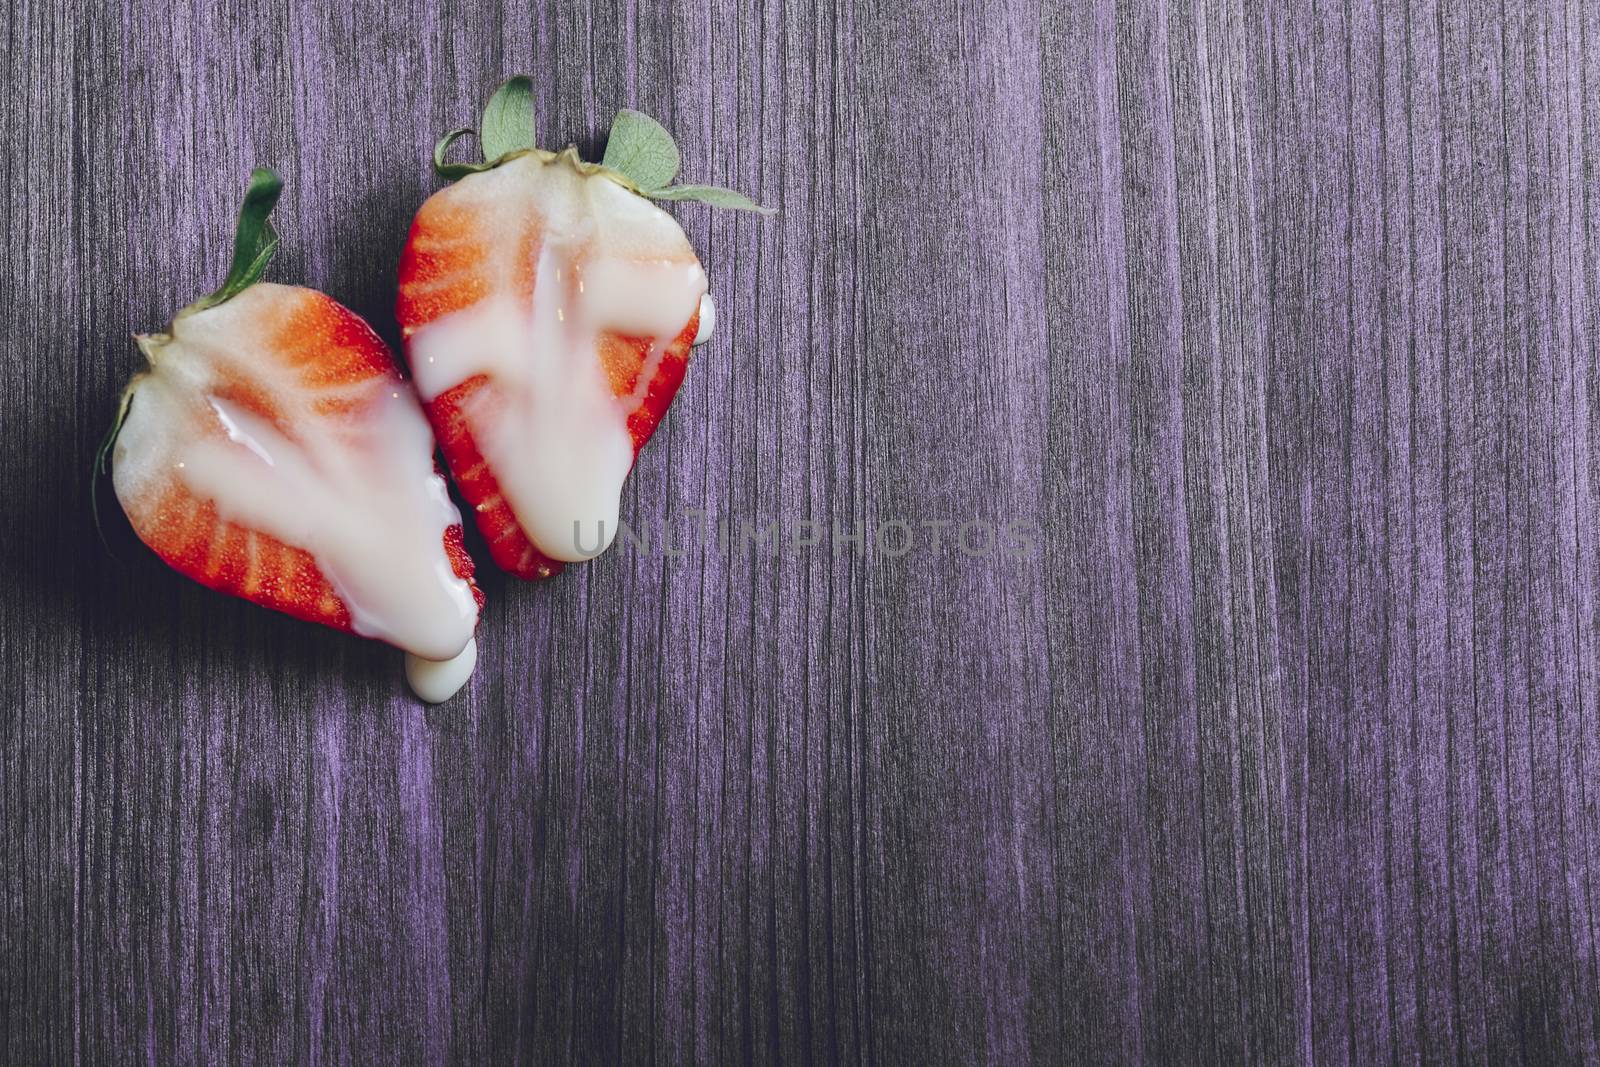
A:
405;637;478;703
692;293;715;346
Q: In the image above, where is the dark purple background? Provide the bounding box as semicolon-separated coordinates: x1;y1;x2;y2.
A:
4;0;1599;1063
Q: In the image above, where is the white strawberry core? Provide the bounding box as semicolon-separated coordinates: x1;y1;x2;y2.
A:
112;285;480;663
407;155;708;563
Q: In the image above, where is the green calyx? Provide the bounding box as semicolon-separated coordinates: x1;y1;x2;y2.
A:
95;167;284;551
90;379;137;553
433;77;774;215
183;166;285;315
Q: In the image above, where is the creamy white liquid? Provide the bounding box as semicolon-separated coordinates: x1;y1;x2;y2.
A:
405;638;477;703
113;284;480;666
408;155;707;563
692;293;715;346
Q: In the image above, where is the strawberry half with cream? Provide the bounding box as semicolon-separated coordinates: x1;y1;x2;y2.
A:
397;79;770;578
99;168;484;701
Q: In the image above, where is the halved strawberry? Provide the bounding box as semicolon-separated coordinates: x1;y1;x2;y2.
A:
100;168;483;676
396;80;769;577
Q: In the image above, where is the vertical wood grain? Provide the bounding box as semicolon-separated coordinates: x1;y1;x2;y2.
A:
4;0;1600;1063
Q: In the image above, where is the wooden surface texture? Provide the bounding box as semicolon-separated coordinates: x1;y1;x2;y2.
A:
4;0;1600;1062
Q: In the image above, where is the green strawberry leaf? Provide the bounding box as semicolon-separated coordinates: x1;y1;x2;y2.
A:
430;92;775;216
646;183;775;214
601;109;680;191
433;127;496;180
90;381;137;554
109;167;285;549
190;167;283;312
480;76;537;162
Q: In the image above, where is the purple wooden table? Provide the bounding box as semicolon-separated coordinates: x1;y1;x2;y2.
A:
4;0;1599;1063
